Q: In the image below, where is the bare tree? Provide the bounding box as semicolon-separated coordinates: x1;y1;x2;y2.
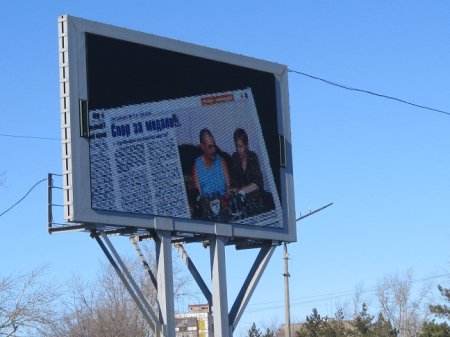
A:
45;241;193;337
375;269;432;337
45;259;155;337
259;317;281;337
0;265;60;336
352;282;370;318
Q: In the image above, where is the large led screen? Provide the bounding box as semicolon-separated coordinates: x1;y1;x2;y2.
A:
89;88;282;228
58;15;296;242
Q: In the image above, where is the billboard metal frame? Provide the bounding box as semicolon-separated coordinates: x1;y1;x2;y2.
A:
58;14;296;243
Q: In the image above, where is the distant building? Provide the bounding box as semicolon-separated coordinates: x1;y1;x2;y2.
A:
175;304;214;337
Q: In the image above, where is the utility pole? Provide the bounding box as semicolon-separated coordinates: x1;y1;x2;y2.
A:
283;243;291;337
283;202;332;337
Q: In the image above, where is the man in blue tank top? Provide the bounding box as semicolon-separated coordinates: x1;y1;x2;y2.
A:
193;128;231;199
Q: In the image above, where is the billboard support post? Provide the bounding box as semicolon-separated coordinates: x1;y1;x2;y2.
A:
74;225;279;336
156;229;176;337
210;236;231;337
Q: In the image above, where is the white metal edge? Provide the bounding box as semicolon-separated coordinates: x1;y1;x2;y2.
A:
60;15;92;222
58;16;73;221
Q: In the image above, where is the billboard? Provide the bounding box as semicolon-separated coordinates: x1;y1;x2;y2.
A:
58;15;296;242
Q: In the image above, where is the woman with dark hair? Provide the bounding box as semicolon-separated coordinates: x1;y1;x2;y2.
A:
230;128;263;195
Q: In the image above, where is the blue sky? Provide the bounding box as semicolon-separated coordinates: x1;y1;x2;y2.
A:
1;1;449;335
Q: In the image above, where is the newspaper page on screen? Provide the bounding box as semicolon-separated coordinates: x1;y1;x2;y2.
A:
88;88;283;228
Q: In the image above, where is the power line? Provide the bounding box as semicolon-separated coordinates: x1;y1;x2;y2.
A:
245;273;449;314
1;72;448;143
288;69;450;117
0;133;60;141
0;178;47;218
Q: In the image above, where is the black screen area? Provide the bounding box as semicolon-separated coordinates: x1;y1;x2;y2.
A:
85;33;281;200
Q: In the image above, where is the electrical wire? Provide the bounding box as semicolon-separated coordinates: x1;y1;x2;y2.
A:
0;178;47;218
288;69;450;117
245;273;449;314
0;133;60;141
1;71;448;142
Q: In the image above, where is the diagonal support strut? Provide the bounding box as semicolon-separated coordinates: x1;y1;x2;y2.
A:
92;230;161;334
229;243;276;331
175;243;212;306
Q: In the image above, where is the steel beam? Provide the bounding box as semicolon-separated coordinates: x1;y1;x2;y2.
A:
229;243;275;331
175;243;212;306
210;236;231;337
156;230;176;337
93;231;160;332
